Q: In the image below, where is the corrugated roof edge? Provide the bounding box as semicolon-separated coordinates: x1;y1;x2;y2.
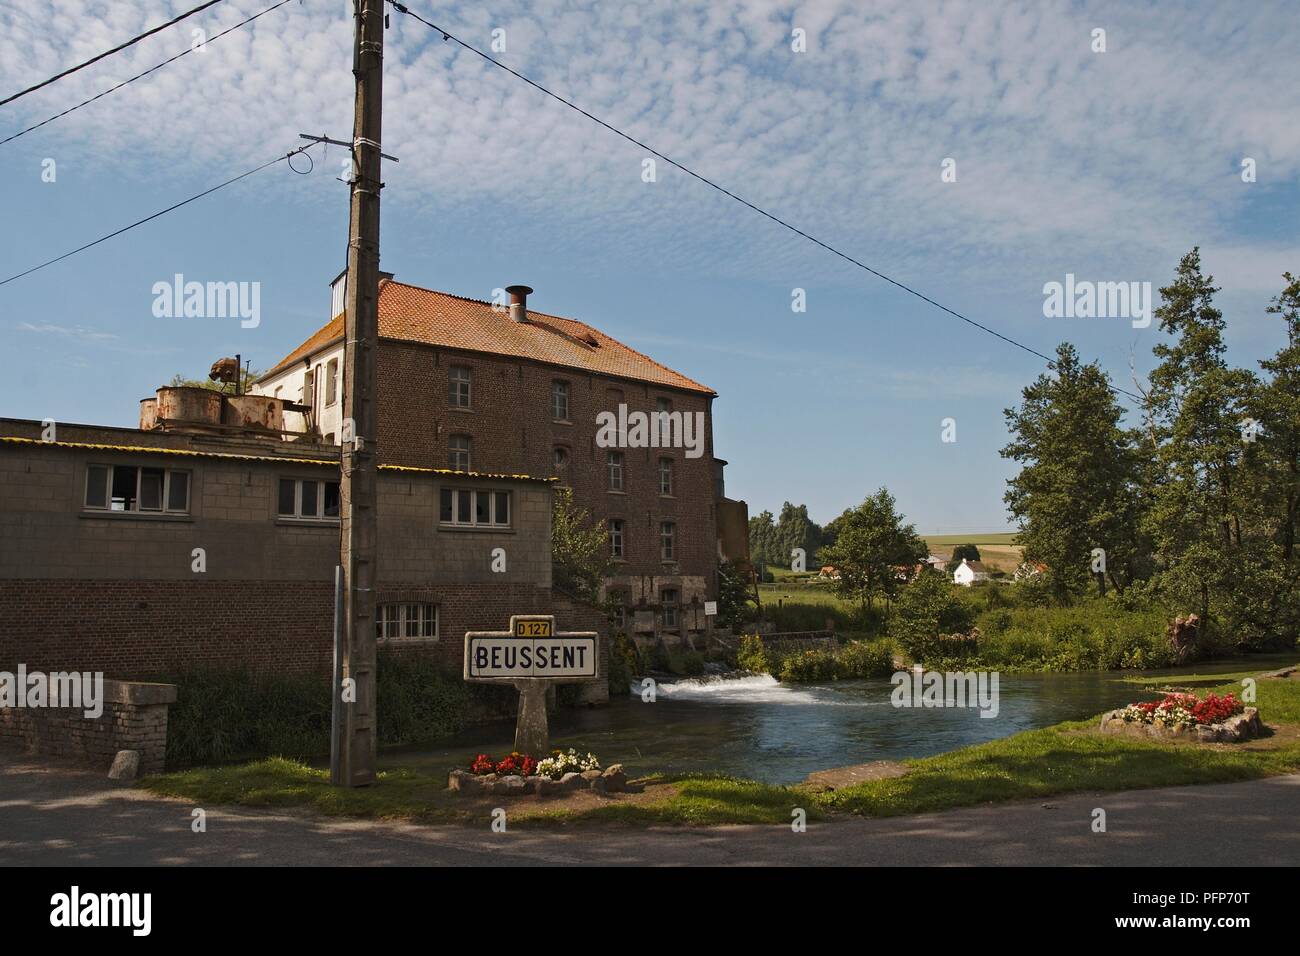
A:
0;437;555;483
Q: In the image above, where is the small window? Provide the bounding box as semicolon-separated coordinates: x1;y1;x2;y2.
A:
608;518;625;559
278;477;341;520
553;447;569;471
303;368;315;406
661;588;679;628
655;397;673;444
440;488;512;528
551;380;570;421
85;464;190;515
607;450;624;491
449;365;472;408
608;590;627;628
449;435;471;471
376;603;438;641
325;358;339;407
660;521;676;561
658;457;674;495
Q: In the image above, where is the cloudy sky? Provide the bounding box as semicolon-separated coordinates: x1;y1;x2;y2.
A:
1;0;1296;532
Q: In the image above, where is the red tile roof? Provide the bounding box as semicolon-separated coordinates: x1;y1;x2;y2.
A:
262;280;715;395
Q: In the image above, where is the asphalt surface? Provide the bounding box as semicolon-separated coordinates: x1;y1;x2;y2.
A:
3;755;1299;866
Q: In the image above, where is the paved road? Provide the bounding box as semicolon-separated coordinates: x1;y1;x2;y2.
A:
3;757;1299;866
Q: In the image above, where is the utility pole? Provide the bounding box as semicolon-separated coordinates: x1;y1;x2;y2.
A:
333;0;384;787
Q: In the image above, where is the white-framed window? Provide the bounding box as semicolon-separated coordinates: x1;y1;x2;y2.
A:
661;588;679;628
439;488;511;528
325;358;339;407
376;602;438;640
449;365;472;408
608;518;625;559
551;380;570;421
658;457;674;495
660;520;676;561
303;368;315;406
85;464;190;514
278;477;341;520
607;450;624;491
449;435;471;471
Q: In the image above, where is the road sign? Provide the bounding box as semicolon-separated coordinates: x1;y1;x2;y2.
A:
462;615;600;754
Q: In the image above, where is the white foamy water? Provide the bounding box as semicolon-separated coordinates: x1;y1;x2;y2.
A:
645;673;827;705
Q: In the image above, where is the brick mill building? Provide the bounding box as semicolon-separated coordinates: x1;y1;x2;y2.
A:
254;274;750;640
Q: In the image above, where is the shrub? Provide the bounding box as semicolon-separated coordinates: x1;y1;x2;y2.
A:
667;647;706;676
737;634;770;673
779;649;838;682
834;639;894;678
891;572;976;662
607;632;638;695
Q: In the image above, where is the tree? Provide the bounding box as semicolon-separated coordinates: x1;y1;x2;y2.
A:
945;543;981;574
818;488;927;615
1001;343;1147;602
551;487;611;604
1145;248;1260;634
747;510;778;572
715;560;751;629
774;501;822;571
892;570;976;662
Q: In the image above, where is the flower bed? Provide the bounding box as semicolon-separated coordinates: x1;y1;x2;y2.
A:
450;749;626;797
1100;691;1262;742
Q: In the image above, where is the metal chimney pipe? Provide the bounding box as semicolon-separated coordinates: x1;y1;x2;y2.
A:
505;284;533;323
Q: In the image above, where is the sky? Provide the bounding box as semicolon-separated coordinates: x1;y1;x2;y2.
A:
0;0;1297;533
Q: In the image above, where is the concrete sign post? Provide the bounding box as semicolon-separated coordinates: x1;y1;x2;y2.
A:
464;615;598;755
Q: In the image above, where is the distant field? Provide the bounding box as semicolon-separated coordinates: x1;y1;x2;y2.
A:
922;533;1023;573
922;533;1020;547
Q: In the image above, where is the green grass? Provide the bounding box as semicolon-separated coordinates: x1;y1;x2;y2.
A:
141;669;1300;828
817;673;1300;817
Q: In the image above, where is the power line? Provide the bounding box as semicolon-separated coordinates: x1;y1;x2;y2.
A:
1;0;300;147
0;0;229;109
0;143;317;287
386;0;1143;403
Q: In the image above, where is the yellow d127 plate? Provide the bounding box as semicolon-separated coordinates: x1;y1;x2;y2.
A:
513;617;553;638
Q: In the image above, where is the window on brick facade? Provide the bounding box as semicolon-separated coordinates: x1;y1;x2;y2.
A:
278;477;341;520
551;380;570;421
448;435;471;471
655;396;673;445
608;518;625;559
439;488;510;528
606;450;624;491
376;602;438;640
661;588;680;628
449;365;472;408
658;457;674;495
85;464;190;514
553;446;569;472
660;520;676;561
325;358;339;407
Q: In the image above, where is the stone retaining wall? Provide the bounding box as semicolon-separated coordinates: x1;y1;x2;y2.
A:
0;679;176;774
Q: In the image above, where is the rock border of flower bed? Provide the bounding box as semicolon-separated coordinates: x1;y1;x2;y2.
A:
448;764;629;797
1099;707;1264;742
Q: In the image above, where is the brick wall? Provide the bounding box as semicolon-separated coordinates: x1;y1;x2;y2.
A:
374;342;719;606
0;678;176;773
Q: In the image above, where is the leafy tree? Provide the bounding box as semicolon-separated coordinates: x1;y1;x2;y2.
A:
818;488;927;616
945;543;982;574
1001;343;1147;601
891;570;976;662
1144;249;1260;635
747;510;778;571
715;560;752;629
774;501;822;571
551;487;611;604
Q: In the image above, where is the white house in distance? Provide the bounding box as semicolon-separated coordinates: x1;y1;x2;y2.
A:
953;558;991;587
